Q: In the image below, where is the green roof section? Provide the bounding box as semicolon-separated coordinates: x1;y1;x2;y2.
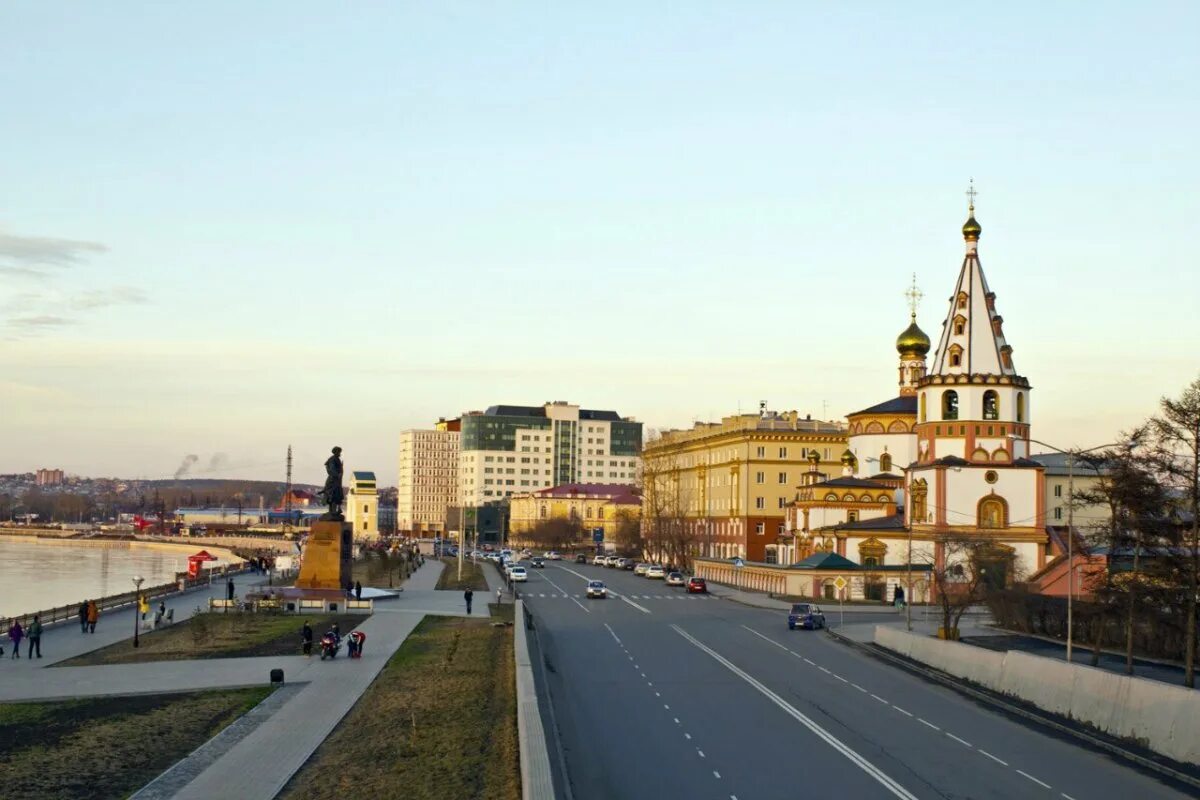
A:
790;552;860;570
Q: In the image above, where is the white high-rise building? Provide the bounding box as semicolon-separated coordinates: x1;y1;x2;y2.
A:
397;419;460;535
458;402;642;508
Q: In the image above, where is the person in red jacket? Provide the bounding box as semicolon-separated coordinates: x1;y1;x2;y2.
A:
347;630;366;659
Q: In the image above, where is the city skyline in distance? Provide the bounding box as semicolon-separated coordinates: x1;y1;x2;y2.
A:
4;3;1198;485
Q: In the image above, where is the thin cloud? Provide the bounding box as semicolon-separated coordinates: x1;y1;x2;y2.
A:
0;229;108;268
71;286;148;310
6;315;75;329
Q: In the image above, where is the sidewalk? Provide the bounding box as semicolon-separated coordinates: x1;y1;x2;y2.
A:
705;581;917;614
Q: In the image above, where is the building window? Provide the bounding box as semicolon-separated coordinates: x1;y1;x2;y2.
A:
983;390;999;420
846;510;859;523
755;497;765;510
755;522;765;535
778;497;787;508
755;471;765;484
879;453;892;473
942;390;959;421
756;446;765;458
779;447;787;458
957;292;968;310
953;314;966;335
1016;392;1026;423
1054;484;1062;498
1054;507;1063;520
778;472;787;484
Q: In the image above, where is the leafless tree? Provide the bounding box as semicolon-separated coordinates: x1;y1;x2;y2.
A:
923;533;1015;639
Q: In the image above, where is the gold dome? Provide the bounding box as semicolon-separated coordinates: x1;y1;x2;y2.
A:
962;204;982;240
896;314;931;356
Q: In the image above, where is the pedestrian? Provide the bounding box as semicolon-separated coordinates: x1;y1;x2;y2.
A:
139;594;150;620
158;600;166;619
8;619;24;658
496;586;503;605
27;615;42;659
354;580;362;601
226;577;235;602
464;588;474;614
78;601;88;634
347;630;366;659
87;600;99;633
301;620;313;656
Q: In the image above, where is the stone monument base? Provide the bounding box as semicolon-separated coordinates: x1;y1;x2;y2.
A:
294;519;352;591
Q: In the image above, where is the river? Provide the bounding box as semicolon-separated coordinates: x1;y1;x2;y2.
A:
0;537;235;620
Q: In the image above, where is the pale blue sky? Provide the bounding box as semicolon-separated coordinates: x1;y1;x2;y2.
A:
3;2;1197;484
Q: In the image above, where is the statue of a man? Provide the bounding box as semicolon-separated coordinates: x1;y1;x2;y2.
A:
320;446;345;519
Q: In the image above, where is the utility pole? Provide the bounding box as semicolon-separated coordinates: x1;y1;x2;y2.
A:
284;444;293;534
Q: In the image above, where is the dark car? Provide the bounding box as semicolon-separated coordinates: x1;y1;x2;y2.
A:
575;554;587;564
686;577;707;594
788;603;826;630
622;559;636;571
530;557;546;568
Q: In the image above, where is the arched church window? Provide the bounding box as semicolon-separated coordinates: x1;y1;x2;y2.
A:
847;511;859;523
957;292;968;310
953;315;966;335
983;390;999;420
1016;392;1026;423
919;393;927;423
978;496;1007;529
911;479;928;522
863;556;878;567
879;453;893;473
942;390;959;421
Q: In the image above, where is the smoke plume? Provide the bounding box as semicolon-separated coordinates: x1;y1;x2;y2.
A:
174;454;199;479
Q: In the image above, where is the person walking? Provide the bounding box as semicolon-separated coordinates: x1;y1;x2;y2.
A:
496;586;504;605
354;580;362;601
8;619;24;658
138;594;150;620
78;601;88;634
86;600;99;633
464;588;474;614
301;621;314;656
226;577;235;602
27;616;42;659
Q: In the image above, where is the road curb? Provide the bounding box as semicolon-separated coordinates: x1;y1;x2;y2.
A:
514;599;555;800
825;628;1200;792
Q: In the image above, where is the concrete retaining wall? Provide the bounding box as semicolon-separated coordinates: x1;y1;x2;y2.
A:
874;626;1200;765
514;600;555;800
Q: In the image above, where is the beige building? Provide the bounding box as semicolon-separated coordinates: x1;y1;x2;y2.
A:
398;418;460;535
346;470;379;541
509;483;642;546
641;407;847;563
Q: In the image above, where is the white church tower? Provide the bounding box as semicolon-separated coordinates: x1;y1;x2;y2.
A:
906;185;1046;581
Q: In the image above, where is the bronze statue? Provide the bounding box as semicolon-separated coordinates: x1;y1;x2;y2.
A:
319;446;345;520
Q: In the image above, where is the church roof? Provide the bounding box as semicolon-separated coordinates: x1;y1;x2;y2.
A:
927;202;1020;379
848;396;918;417
790;552;860;570
806;477;891;490
825;513;907;532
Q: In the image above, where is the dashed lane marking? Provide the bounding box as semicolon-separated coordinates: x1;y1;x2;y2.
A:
672;624;919;800
947;733;973;748
918;718;940;731
978;750;1008;767
892;705;913;717
1016;770;1052;790
604;624;622;646
871;694;889;704
852;683;868;693
713;771;721;779
697;750;706;758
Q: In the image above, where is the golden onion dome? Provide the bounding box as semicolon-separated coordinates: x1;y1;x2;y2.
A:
896;314;931;356
962;205;982;240
840;449;857;465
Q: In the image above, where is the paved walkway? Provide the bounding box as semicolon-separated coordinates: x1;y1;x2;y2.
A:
704;580;928;614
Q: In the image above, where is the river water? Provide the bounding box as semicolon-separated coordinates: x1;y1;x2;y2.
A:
0;537;232;620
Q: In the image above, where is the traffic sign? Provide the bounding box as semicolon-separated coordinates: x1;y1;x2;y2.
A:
733;557;745;568
833;576;847;590
592;529;604;543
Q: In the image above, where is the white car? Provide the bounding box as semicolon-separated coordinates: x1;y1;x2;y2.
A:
510;566;528;582
547;551;562;561
665;571;685;586
646;565;665;579
593;554;607;565
634;563;650;576
586;580;607;599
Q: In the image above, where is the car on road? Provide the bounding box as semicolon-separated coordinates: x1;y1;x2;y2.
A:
593;554;607;565
575;554;587;564
510;566;528;582
546;551;563;560
788;603;826;630
686;577;707;593
646;565;665;579
665;571;684;586
530;557;545;568
634;563;650;576
622;559;637;570
615;557;631;569
586;580;608;599
606;556;621;568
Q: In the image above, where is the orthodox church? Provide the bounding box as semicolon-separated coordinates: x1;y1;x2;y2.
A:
786;192;1047;599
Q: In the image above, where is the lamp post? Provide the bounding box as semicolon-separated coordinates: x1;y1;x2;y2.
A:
1012;435;1120;662
132;575;145;648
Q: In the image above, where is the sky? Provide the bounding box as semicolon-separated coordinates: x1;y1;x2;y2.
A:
2;2;1198;486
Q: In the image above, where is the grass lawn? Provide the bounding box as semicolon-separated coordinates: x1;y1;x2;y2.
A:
0;687;271;800
58;612;367;666
280;609;519;800
435;556;490;591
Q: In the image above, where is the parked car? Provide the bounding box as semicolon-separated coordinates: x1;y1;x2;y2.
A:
586;580;608;599
530;557;545;568
646;565;665;579
510;566;528;583
546;551;563;561
634;563;650;576
575;554;588;564
593;554;607;565
788;603;826;630
665;571;684;586
686;577;707;594
616;557;633;570
605;556;621;568
622;559;636;571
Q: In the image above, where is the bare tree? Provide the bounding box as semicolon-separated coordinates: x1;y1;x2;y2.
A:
924;533;1014;639
1150;376;1200;687
611;509;642;556
640;440;697;569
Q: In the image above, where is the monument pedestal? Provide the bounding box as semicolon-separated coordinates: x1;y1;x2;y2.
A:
295;519;352;591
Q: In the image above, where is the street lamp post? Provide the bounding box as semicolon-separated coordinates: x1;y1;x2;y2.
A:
1013;435;1120;662
132;575;145;648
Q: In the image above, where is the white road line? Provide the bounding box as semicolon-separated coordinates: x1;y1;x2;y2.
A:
803;657;815;665
697;750;706;758
713;771;721;779
946;733;973;748
672;624;919;800
616;594;652;614
647;681;653;687
818;666;832;675
852;683;868;693
541;574;591;614
871;694;889;704
604;623;622;646
892;705;913;717
673;718;680;724
685;733;692;740
655;692;661;697
978;749;1008;767
1017;770;1052;789
664;704;670;710
834;675;849;683
1061;794;1078;800
918;718;940;731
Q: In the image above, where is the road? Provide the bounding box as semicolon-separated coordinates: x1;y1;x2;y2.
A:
517;560;1195;800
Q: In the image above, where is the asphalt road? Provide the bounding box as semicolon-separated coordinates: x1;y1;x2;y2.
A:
517;560;1196;800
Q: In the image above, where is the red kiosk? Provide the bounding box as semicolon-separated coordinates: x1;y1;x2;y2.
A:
187;549;218;579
